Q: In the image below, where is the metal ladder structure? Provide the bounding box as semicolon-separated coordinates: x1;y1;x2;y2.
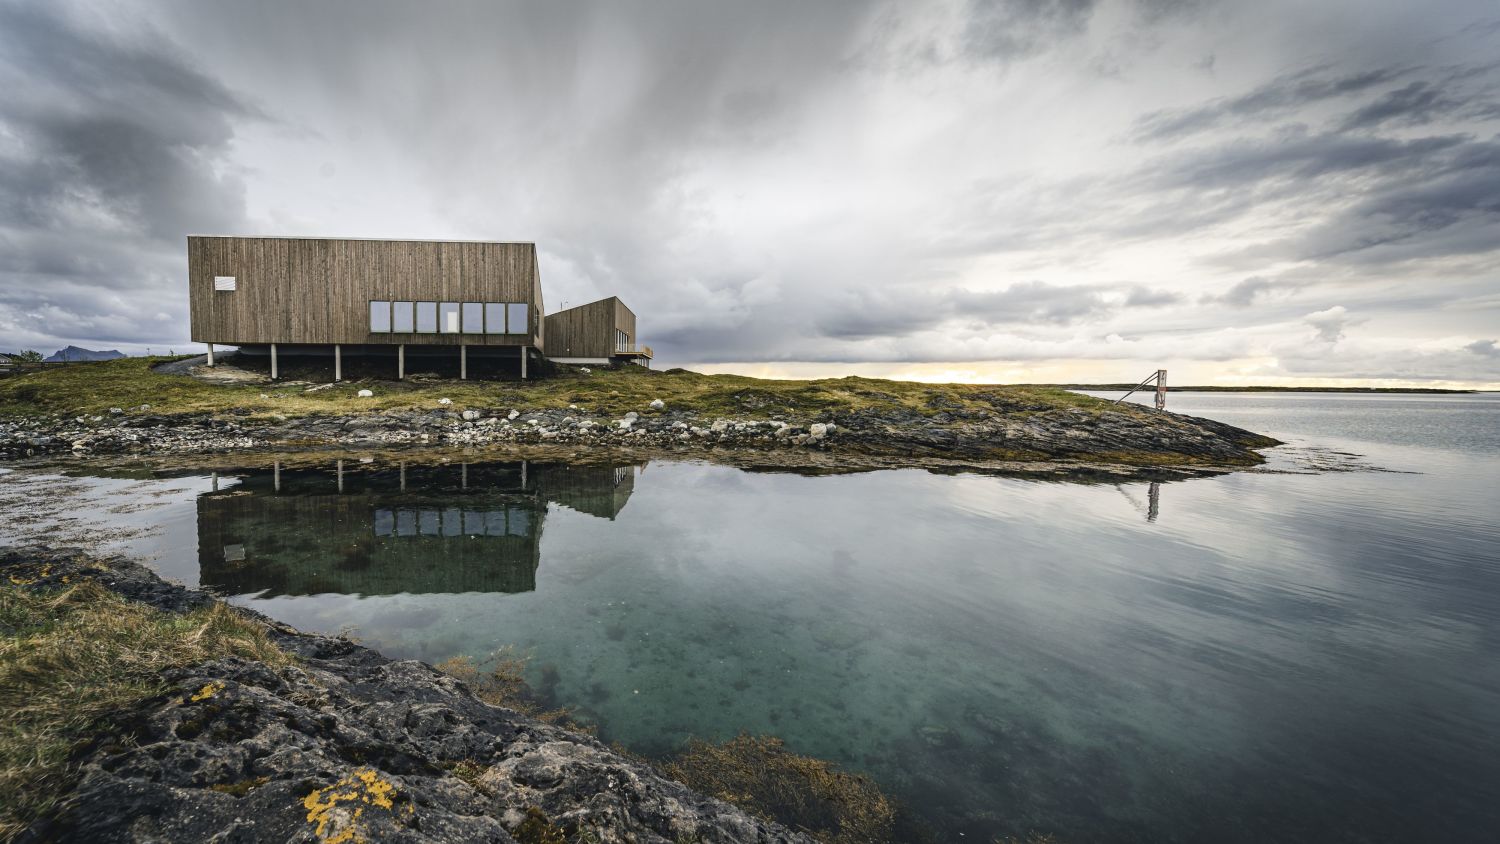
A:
1113;369;1168;410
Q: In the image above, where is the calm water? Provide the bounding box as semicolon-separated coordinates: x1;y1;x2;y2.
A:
3;392;1498;843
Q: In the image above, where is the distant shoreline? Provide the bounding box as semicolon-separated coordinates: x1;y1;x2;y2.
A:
1058;385;1479;394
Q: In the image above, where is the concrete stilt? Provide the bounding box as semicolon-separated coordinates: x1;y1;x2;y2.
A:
460;344;467;380
400;461;406;492
206;343;215;366
273;460;281;493
337;459;344;493
270;343;279;380
334;344;342;381
521;345;528;380
398;344;405;380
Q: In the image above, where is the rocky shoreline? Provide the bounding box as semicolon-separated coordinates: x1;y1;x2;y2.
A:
3;547;820;844
0;398;1278;475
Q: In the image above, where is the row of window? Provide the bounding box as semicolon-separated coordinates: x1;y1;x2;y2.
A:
370;301;529;335
373;507;533;538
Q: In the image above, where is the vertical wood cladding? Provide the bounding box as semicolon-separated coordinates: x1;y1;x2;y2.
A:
188;236;542;345
543;296;637;359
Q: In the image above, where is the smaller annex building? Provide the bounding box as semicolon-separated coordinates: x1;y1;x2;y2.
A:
187;235;649;379
543;296;652;366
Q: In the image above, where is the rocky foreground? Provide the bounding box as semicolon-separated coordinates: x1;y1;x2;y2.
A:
0;398;1277;472
5;548;816;844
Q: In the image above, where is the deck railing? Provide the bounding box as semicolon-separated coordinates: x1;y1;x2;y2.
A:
615;345;653;359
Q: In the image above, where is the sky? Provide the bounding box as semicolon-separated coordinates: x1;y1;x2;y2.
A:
1;0;1498;387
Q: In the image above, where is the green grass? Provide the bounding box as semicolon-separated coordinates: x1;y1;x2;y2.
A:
0;575;292;841
0;356;1112;422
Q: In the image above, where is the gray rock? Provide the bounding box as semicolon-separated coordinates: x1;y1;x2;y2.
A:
4;549;815;844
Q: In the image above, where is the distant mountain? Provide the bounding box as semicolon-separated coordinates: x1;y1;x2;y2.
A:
43;346;125;362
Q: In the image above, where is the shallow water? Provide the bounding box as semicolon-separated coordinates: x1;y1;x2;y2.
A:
2;392;1498;843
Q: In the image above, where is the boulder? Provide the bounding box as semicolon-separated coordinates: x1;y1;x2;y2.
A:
357;389;374;398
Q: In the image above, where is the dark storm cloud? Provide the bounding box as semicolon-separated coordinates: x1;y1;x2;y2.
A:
1;0;1496;381
961;0;1100;61
1197;277;1305;307
0;2;256;351
1133;65;1411;142
816;280;1180;341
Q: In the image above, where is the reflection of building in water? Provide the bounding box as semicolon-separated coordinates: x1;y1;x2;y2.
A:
198;460;637;597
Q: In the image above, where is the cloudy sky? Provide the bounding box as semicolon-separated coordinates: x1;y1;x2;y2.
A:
1;0;1498;386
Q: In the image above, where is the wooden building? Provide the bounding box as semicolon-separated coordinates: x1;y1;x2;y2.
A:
187;235;548;379
543;296;652;366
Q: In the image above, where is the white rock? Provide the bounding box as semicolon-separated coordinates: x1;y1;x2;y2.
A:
809;422;830;440
507;409;520;420
649;398;665;410
437;397;453;406
617;418;635;430
461;410;481;421
108;407;123;414
259;394;269;400
138;404;151;411
671;421;688;430
710;419;729;433
568;404;579;410
624;411;639;420
357;389;374;398
580;367;592;373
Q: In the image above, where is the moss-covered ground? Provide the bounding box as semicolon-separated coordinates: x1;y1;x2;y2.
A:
0;356;1108;422
0;570;291;841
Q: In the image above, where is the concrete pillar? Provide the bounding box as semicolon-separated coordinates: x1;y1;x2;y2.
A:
274;460;281;493
206;343;215;367
211;471;218;492
270;343;278;380
460;344;467;380
334;344;342;382
398;344;405;380
337;459;344;493
521;459;528;489
521;345;528;380
399;461;406;492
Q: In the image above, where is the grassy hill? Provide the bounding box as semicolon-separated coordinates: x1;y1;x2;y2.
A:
0;356;1106;421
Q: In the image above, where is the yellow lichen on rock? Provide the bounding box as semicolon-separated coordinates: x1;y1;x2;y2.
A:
302;767;404;843
188;681;225;703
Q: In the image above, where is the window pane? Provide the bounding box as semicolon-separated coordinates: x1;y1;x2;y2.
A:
369;301;391;333
392;301;414;332
213;276;236;291
485;303;505;334
462;302;483;334
415;302;437;333
506;303;528;335
440;302;460;333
